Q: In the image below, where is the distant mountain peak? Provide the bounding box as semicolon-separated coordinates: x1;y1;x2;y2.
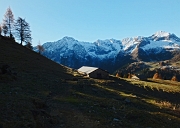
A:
62;36;76;42
153;31;170;37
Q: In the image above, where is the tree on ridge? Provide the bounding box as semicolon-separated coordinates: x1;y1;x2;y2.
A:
14;17;32;45
37;41;44;54
2;7;14;37
25;42;33;50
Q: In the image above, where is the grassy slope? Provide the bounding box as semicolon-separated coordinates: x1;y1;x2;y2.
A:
0;38;180;128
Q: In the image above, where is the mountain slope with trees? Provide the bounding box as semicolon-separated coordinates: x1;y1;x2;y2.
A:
1;7;32;47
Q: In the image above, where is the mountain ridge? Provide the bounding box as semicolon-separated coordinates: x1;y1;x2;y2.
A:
36;31;180;72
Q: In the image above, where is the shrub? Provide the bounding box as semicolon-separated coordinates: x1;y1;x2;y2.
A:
116;73;120;77
153;73;162;79
171;76;178;82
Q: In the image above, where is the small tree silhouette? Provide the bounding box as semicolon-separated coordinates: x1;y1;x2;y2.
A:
25;42;33;50
37;44;44;54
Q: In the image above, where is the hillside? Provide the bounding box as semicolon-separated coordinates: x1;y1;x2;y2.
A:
1;37;180;128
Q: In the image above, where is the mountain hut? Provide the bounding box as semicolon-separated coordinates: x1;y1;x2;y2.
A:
78;66;109;79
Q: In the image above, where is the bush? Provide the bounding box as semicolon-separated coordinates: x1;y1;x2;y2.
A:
153;73;162;79
171;76;178;82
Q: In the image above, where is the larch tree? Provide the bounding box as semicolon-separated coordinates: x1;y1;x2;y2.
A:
14;17;32;45
37;43;44;54
2;7;14;37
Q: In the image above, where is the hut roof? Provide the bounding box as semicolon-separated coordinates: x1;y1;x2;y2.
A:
78;66;98;74
131;75;140;80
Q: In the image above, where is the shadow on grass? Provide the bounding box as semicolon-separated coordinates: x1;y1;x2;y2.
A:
64;78;180;127
70;78;180;115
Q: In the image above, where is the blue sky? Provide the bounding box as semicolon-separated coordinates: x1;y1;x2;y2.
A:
0;0;180;46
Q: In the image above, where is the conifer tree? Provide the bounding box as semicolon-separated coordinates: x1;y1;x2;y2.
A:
2;7;14;37
14;17;32;45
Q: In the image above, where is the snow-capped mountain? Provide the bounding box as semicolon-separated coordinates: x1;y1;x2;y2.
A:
38;31;180;72
121;31;180;54
128;31;180;61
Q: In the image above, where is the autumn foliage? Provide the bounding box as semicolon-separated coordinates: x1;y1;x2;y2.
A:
37;44;44;54
153;73;162;79
116;73;120;77
171;76;178;82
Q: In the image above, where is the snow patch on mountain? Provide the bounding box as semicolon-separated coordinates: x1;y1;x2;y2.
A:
121;36;143;53
142;40;179;50
141;31;180;53
153;31;170;38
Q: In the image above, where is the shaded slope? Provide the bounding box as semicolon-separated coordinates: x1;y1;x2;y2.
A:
0;38;180;128
0;38;74;79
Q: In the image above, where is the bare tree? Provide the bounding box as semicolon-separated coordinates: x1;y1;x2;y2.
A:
37;44;44;54
3;7;14;37
37;41;44;54
14;17;32;45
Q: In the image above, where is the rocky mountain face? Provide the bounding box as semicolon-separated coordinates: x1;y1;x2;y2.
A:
36;31;180;73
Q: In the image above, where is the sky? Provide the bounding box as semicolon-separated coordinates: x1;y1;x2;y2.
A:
0;0;180;46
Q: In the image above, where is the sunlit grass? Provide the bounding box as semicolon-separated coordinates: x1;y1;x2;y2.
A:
147;100;180;111
124;78;180;93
